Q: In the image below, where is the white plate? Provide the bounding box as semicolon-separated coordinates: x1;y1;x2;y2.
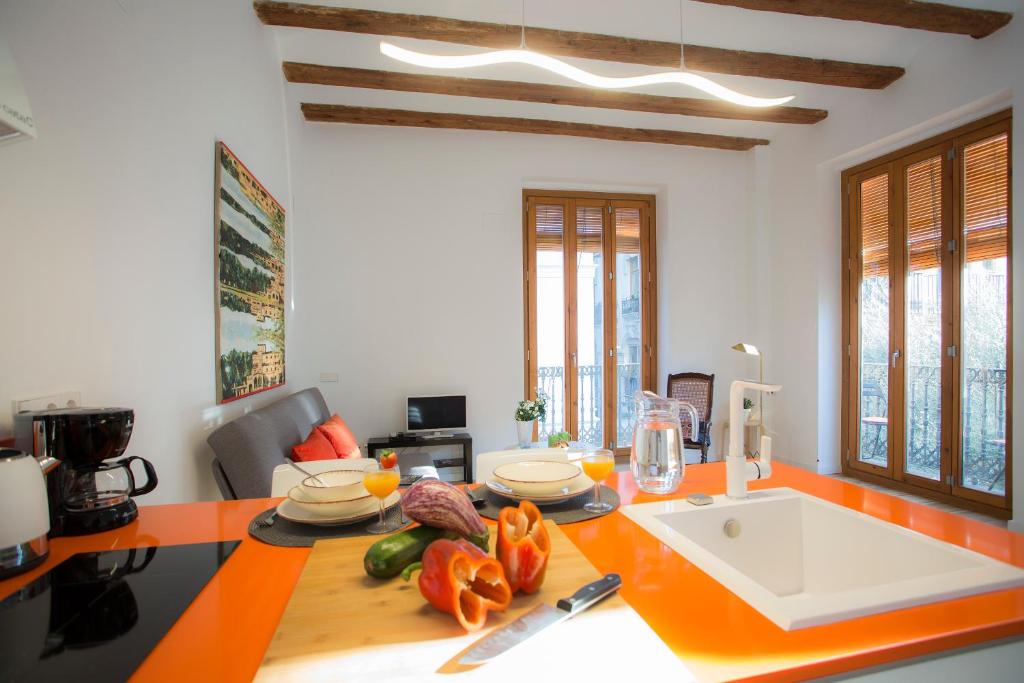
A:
492;460;582;496
276;490;402;526
484;474;593;505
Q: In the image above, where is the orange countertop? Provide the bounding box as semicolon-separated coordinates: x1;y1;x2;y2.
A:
1;462;1022;682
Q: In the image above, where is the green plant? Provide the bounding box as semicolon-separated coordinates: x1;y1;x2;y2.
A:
514;391;547;422
743;398;754;410
547;431;572;447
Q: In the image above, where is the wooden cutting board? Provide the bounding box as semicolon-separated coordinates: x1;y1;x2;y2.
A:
256;521;688;681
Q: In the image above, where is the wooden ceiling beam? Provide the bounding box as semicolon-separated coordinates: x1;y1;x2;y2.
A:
693;0;1012;39
681;45;901;89
284;63;828;124
300;104;770;151
255;2;904;89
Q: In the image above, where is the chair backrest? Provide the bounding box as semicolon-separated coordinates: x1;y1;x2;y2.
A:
207;387;331;499
666;372;715;440
860;379;888;416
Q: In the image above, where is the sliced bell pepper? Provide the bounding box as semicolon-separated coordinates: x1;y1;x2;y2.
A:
496;500;551;594
406;538;511;632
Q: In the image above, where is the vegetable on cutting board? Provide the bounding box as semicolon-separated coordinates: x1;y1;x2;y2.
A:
400;478;489;550
496;500;551;594
402;538;512;632
363;526;463;579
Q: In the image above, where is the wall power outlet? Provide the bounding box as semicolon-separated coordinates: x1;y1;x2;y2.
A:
13;391;82;415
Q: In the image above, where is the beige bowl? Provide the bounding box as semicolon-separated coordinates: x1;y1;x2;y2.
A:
493;460;581;497
299;469;367;502
287;485;374;517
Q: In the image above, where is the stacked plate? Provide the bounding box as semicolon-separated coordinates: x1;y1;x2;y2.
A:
485;460;590;505
277;490;401;526
276;465;400;526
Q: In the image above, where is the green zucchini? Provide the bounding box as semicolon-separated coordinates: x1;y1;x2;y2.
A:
363;526;457;579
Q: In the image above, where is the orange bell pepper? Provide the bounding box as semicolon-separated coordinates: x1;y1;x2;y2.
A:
411;538;511;632
496;500;551;594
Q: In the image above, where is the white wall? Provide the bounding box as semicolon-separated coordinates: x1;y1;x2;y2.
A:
0;0;293;503
762;13;1024;527
287;120;758;463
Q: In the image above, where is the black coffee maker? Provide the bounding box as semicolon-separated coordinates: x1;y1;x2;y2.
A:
14;408;158;536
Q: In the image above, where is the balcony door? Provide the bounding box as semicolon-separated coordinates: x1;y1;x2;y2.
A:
842;112;1011;516
523;191;657;454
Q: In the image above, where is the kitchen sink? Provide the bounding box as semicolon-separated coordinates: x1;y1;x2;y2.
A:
621;488;1024;630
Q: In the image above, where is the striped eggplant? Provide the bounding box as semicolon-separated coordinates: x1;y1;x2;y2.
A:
401;479;489;550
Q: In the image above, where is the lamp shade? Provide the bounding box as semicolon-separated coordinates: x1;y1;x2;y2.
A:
732;343;760;356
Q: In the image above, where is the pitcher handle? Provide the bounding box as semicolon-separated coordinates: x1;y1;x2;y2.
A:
117;456;159;497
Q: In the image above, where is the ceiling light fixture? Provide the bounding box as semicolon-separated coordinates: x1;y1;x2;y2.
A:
379;1;795;108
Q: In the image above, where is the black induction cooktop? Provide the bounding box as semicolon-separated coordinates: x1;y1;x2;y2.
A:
0;540;240;682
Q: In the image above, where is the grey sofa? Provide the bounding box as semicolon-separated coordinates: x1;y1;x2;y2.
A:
208;387;330;499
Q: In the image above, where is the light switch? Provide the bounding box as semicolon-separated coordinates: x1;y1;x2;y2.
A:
319;373;339;383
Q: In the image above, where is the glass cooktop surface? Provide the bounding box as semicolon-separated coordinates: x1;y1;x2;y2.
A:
0;540;240;682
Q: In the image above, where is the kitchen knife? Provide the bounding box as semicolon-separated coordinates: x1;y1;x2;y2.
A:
457;573;622;665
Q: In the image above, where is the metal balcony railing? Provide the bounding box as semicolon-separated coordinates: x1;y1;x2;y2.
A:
620;296;640;317
858;362;1006;493
537;363;641;448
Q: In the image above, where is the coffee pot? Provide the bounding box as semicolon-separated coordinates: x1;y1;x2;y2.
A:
14;408;158;537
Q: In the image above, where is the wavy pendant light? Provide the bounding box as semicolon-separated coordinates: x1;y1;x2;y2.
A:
380;1;794;108
380;42;793;108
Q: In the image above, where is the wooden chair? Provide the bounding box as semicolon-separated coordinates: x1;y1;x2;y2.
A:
667;372;714;464
860;380;888;462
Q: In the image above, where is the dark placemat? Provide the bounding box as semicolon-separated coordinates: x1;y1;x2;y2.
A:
248;503;411;547
475;485;619;524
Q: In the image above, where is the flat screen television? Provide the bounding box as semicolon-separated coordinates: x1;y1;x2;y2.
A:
406;395;467;433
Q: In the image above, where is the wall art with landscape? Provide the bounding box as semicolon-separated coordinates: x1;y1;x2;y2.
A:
214;142;286;403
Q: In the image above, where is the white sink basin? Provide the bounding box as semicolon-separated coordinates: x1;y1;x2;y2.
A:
621;488;1024;630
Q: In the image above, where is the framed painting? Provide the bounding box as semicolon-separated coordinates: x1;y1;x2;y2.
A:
214;142;286;403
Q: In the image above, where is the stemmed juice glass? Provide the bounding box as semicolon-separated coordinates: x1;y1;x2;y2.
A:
363;462;401;534
580;449;615;513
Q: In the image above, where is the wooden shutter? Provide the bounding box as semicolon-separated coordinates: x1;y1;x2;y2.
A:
905;155;943;272
963;133;1009;262
575;205;603;253
614;208;641;254
535;204;565;251
860;174;889;277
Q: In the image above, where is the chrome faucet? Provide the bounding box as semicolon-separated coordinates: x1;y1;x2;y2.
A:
727;380;782;499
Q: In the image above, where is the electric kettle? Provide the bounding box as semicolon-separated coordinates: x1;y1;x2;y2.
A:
0;448;59;579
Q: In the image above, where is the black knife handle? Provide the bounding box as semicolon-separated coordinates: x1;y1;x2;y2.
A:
556;573;622;615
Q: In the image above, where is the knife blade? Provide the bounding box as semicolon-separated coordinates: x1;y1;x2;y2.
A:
457;573;622;665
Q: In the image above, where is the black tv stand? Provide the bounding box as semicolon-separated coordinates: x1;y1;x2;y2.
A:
367;432;473;482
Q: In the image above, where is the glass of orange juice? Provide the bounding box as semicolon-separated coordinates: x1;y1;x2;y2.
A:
363;462;401;534
580;449;615;513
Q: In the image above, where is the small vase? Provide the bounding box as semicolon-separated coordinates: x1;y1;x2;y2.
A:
515;419;536;448
742;408;752;424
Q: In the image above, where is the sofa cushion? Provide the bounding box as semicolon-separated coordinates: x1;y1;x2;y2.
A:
291;428;338;462
318;414;362;459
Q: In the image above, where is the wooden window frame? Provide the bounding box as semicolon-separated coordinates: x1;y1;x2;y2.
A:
523;189;658;456
841;109;1012;518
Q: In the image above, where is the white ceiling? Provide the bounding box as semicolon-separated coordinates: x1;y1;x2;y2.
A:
269;0;1021;144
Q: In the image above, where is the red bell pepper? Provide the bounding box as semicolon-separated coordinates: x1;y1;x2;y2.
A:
406;538;511;632
496;500;551;594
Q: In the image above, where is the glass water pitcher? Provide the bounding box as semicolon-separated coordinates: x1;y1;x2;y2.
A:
630;390;700;494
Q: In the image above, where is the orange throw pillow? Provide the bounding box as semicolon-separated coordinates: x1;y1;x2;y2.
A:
291;427;338;462
317;415;362;459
